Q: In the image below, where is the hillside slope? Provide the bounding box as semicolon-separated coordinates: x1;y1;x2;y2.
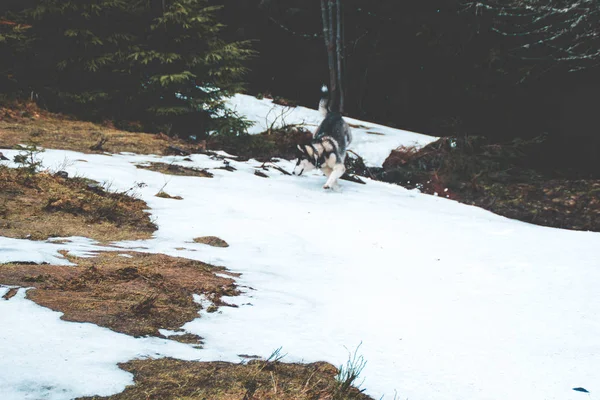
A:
1;97;599;400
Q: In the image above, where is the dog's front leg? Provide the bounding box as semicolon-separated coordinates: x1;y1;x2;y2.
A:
321;166;333;178
323;164;345;189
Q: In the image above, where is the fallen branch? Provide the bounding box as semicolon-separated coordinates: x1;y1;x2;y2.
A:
217;163;237;172
267;163;292;176
346;149;376;180
341;173;366;184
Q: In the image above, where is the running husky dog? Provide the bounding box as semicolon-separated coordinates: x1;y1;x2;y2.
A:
293;86;352;189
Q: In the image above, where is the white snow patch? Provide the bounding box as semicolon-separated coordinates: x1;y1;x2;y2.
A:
158;329;181;338
192;293;212;312
0;287;218;400
0;236;103;265
0;236;74;266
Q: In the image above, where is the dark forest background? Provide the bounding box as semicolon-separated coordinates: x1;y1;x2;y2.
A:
1;0;599;173
215;0;599;173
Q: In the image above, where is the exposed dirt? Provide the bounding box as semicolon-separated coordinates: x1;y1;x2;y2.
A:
193;236;229;248
2;287;18;300
0;165;156;242
0;252;240;340
78;358;373;400
136;162;214;178
0;100;190;155
465;179;600;231
155;191;183;200
377;136;600;232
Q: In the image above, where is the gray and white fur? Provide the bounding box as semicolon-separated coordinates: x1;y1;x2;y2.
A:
293;85;352;190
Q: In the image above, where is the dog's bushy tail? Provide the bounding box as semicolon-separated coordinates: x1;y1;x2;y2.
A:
318;84;329;117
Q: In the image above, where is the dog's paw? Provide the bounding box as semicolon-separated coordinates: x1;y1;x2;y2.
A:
323;184;340;191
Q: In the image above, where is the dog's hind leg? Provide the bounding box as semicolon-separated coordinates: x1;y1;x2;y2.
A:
323;164;345;190
321;166;332;178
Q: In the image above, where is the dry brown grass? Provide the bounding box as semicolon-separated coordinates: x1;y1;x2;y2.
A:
0;252;240;340
379;137;600;231
137;162;214;178
78;358;373;400
0;101;189;155
0;165;156;242
381;145;420;169
155;191;183;200
193;236;229;248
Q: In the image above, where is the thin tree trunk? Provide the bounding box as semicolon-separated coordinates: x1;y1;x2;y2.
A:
321;0;333;87
328;0;338;111
323;0;337;111
336;0;344;113
320;0;330;50
321;0;344;112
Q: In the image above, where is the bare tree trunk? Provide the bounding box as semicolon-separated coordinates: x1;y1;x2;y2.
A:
328;0;339;111
320;0;329;44
335;0;344;113
321;0;344;113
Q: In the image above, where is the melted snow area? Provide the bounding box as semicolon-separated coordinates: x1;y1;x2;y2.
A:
1;96;599;400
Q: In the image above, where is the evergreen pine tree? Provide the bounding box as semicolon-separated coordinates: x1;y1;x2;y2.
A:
17;0;137;115
1;0;254;136
0;16;31;94
126;0;254;135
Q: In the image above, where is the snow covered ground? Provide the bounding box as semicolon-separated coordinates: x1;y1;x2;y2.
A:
0;285;212;400
1;95;600;400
